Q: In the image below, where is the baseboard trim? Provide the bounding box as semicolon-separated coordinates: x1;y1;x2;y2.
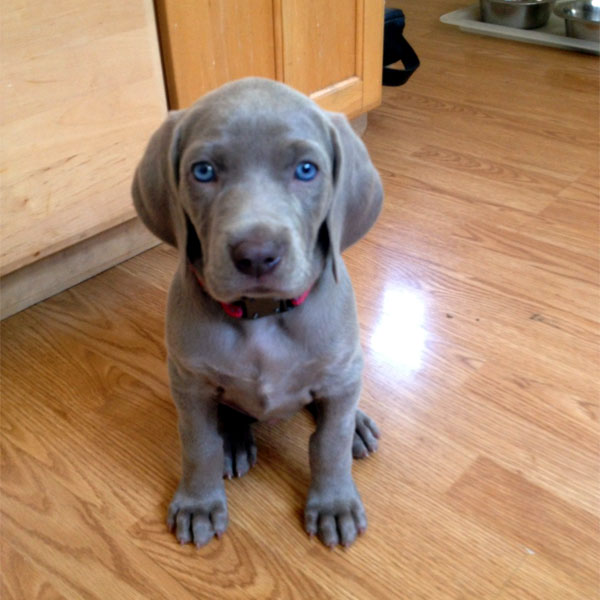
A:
1;218;159;320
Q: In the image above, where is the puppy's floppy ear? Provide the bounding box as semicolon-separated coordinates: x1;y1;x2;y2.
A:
132;110;185;248
325;112;383;282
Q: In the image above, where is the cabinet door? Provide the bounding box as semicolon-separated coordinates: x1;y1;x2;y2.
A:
154;0;278;109
156;0;383;116
280;0;383;115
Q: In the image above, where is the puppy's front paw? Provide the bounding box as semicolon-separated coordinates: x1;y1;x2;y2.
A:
304;482;367;548
167;487;228;547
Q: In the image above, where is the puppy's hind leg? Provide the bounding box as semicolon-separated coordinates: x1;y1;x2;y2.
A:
219;404;258;479
351;409;380;458
306;402;380;459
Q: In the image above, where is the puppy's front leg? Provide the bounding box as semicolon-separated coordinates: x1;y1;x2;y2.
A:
167;360;227;547
305;382;367;548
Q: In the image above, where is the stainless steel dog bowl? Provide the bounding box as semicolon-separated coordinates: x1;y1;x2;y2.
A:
554;0;600;40
480;0;556;28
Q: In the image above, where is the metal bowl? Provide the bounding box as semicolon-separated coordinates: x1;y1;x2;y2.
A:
480;0;556;29
554;0;600;40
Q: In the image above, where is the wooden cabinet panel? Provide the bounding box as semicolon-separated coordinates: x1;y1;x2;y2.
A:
281;0;357;95
155;0;277;108
0;0;167;277
157;0;384;117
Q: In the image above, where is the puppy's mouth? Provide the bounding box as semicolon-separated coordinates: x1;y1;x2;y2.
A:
237;285;287;300
185;213;294;301
220;277;298;302
245;285;276;295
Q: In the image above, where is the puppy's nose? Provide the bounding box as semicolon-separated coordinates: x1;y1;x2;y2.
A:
230;238;284;277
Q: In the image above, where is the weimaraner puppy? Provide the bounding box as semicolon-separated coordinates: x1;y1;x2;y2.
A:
132;77;383;549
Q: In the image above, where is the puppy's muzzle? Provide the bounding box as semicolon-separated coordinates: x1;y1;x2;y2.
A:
229;227;288;278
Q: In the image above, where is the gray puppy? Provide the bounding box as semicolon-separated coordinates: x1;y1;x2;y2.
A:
132;78;383;548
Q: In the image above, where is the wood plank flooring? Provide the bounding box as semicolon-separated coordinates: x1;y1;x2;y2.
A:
2;2;598;598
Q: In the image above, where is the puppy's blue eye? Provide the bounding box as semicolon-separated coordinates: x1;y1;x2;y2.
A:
192;161;216;182
294;162;318;181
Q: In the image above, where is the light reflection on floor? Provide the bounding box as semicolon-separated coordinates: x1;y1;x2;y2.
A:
369;286;427;374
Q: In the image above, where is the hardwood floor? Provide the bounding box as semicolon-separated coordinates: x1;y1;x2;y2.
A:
2;2;598;598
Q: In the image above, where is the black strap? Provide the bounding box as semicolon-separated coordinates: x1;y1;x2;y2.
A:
382;9;420;87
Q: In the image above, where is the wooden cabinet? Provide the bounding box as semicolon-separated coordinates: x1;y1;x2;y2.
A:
155;0;384;116
1;0;167;318
1;0;384;318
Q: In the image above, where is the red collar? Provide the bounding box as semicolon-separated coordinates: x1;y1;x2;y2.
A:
188;264;311;319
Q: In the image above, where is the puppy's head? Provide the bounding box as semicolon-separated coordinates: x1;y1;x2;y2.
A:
132;78;382;304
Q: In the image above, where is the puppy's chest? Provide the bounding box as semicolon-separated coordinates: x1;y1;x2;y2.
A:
203;320;320;421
